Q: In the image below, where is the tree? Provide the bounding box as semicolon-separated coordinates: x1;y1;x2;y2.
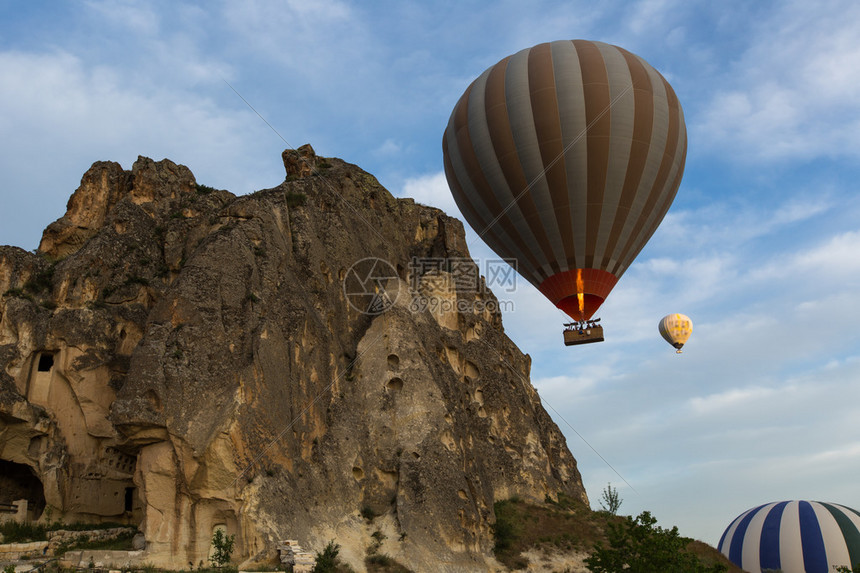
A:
585;511;726;573
313;540;342;573
209;528;235;568
599;482;622;515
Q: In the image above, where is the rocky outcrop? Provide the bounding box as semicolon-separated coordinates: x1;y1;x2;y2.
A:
0;148;587;571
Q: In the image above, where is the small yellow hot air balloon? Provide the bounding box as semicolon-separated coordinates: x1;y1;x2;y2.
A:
659;313;692;353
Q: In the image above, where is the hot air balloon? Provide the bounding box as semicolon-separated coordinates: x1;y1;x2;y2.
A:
658;313;692;353
442;40;686;345
719;501;860;573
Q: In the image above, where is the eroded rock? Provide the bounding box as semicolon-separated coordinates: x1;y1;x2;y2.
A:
0;150;587;571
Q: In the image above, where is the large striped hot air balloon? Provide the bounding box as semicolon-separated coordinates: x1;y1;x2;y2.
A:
719;500;860;573
442;40;686;324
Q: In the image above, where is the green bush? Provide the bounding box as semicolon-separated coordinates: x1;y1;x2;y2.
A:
491;499;520;552
285;191;307;207
585;511;726;573
0;521;47;542
3;288;33;301
209;529;235;568
313;540;341;573
23;265;55;294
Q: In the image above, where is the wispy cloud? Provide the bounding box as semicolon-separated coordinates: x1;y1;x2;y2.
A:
695;0;860;162
0;48;282;248
399;172;460;218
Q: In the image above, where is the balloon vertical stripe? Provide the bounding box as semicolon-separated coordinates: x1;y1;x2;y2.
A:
798;501;828;573
596;47;649;271
821;502;860;567
551;41;589;270
759;500;788;571
729;504;763;566
506;48;568;272
527;43;577;270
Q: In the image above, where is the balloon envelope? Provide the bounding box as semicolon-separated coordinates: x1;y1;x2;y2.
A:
443;40;687;320
658;313;692;351
719;501;860;573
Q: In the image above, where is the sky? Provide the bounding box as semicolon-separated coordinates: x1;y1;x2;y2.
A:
2;0;860;548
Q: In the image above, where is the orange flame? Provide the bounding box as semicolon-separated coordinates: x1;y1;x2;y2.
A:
576;269;585;318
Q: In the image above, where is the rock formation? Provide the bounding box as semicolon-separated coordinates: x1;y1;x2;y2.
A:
0;148;587;571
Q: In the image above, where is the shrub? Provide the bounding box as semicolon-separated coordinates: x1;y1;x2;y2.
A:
285;191;307;207
585;511;726;573
491;499;520;552
0;521;47;542
23;265;55;294
313;540;341;573
209;529;235;568
599;482;622;515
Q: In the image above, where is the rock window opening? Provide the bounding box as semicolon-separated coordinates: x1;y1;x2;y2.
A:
124;487;135;512
37;353;54;372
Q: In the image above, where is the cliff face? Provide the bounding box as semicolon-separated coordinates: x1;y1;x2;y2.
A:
0;147;586;571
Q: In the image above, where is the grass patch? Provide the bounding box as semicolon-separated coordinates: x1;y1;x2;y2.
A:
54;529;137;556
489;495;743;572
3;287;33;301
365;553;412;572
125;275;150;287
491;495;607;567
285;191;307;207
49;521;129;532
0;521;47;542
23;265;55;294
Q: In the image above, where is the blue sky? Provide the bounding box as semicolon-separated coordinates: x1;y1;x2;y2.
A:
2;0;860;547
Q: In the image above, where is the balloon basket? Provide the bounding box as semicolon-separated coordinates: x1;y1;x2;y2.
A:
563;320;605;346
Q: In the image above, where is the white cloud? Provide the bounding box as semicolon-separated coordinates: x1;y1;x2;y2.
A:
688;385;778;415
373;138;403;157
696;0;860;162
83;0;160;36
399;171;462;219
0;49;282;248
749;229;860;286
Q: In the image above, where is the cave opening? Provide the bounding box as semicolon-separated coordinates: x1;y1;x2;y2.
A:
0;459;46;520
124;487;135;512
37;353;54;372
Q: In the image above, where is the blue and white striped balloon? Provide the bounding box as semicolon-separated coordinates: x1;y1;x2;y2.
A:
719;501;860;573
